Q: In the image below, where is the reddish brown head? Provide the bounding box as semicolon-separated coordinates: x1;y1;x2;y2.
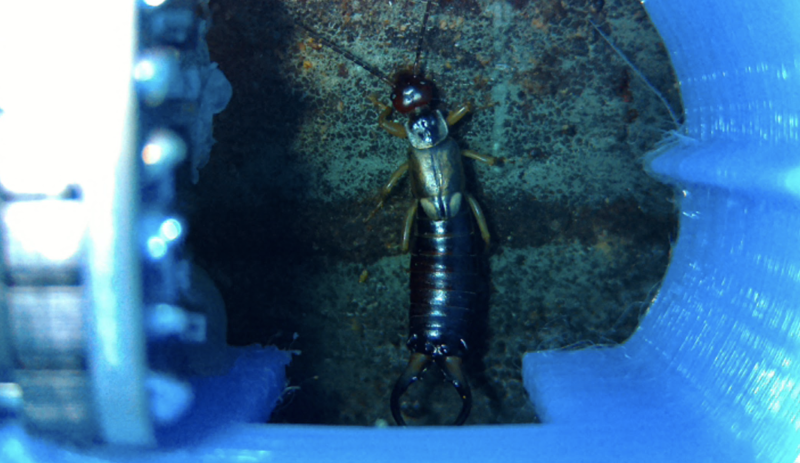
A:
390;70;435;115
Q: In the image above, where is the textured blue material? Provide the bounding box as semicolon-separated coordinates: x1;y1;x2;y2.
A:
523;1;800;462
3;0;800;461
0;347;289;462
153;346;290;448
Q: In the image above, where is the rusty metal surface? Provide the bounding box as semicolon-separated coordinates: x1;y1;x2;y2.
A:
185;0;679;425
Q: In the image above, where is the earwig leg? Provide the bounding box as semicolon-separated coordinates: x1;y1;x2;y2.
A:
446;102;473;126
368;94;407;139
365;162;410;223
465;193;491;247
401;201;418;253
391;353;433;426
462;149;498;166
436;356;472;426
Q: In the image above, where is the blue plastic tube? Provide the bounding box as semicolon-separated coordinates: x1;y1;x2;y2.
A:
2;0;799;461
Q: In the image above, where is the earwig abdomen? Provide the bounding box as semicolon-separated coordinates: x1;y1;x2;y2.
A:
408;206;480;358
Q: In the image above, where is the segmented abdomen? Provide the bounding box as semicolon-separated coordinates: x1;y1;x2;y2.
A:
407;206;480;357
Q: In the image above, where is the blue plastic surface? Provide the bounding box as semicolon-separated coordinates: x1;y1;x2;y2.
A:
3;0;800;461
0;346;289;463
522;1;800;461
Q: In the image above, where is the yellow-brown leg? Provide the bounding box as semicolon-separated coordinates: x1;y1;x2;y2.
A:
466;193;490;247
365;162;410;222
446;102;473;126
462;149;498;166
368;95;407;139
401;201;418;253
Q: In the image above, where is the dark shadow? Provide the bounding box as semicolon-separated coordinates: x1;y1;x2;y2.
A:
181;0;343;423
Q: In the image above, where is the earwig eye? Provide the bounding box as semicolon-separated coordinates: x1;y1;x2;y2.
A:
391;71;435;114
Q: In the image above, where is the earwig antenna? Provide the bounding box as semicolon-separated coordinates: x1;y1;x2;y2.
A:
412;0;435;76
294;19;394;87
588;19;681;128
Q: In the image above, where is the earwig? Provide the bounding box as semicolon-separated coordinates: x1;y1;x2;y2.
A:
297;0;497;426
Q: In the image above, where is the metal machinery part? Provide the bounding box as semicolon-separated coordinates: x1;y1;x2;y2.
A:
0;0;231;446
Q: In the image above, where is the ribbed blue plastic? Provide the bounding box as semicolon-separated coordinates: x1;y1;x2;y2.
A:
524;1;800;461
2;0;799;461
524;0;800;462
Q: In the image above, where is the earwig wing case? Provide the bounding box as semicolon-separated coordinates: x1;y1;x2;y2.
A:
1;0;799;461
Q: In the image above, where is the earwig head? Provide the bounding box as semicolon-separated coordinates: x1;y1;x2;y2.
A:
390;0;437;115
391;69;436;114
